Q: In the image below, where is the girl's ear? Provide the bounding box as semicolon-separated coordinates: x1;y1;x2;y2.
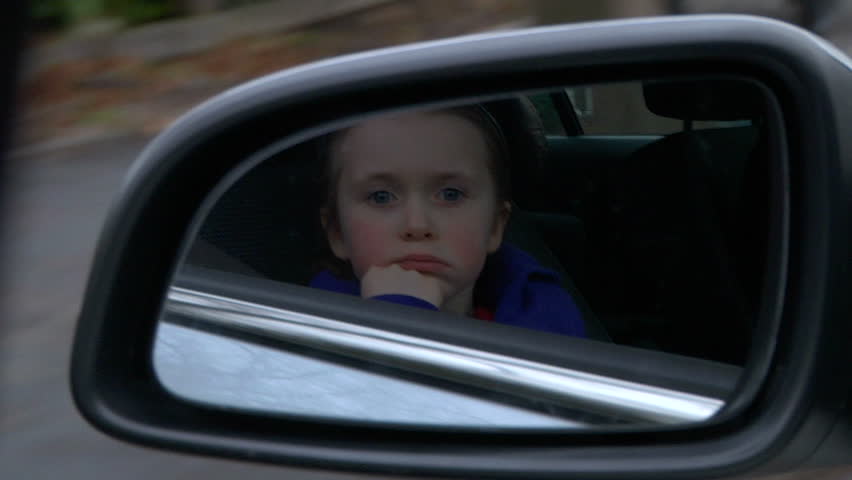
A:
487;201;512;253
321;208;348;260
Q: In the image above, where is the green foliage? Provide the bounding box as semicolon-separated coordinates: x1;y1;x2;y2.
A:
31;0;184;31
31;0;105;27
105;0;181;26
68;0;106;22
30;0;70;29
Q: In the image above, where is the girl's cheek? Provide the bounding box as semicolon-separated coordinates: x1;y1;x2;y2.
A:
446;224;490;261
445;205;502;266
344;215;392;275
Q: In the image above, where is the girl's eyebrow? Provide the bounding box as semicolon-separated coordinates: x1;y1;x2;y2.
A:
351;171;477;185
431;171;475;182
353;172;398;184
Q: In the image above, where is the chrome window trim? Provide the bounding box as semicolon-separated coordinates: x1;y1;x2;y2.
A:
166;287;724;424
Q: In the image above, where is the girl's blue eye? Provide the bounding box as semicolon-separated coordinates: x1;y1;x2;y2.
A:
439;188;465;202
367;190;395;204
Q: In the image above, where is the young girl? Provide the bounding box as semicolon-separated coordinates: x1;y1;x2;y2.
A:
310;104;585;337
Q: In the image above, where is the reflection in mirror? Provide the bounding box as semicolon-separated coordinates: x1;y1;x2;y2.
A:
154;76;778;429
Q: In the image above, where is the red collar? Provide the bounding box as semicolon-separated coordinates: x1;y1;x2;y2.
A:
473;306;494;321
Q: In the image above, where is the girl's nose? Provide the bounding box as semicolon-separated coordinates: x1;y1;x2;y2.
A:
403;229;434;240
400;201;435;241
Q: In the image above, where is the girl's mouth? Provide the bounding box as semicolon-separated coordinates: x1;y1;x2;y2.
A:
396;254;448;273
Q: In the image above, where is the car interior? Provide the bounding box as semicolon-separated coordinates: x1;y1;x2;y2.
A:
182;76;769;367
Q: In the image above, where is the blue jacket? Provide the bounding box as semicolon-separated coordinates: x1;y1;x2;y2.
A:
309;244;585;338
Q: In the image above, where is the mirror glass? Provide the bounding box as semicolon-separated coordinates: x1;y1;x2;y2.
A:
153;75;777;429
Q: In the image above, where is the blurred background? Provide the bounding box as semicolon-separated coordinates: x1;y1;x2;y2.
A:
3;1;851;478
14;0;852;153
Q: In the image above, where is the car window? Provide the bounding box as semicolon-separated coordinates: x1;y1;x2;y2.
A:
528;93;567;135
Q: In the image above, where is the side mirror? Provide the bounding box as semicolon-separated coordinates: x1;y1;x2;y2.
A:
71;15;852;479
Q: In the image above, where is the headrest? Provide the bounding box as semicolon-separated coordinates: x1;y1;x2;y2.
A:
480;96;547;193
643;79;765;121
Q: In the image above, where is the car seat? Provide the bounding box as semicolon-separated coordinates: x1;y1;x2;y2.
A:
596;78;768;363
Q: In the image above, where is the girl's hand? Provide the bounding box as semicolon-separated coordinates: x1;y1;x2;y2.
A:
361;264;444;308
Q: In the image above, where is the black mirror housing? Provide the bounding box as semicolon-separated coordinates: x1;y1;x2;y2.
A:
71;15;852;478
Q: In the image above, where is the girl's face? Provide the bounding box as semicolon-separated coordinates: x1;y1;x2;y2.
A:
323;111;510;310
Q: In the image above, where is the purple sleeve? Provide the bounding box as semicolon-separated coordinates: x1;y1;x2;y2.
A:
309;270;359;295
371;294;439;311
490;272;586;338
529;280;586;338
